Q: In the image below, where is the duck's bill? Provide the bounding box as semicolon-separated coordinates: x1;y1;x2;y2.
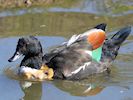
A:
8;52;23;62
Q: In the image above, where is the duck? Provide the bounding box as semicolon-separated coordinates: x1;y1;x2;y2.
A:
8;23;131;80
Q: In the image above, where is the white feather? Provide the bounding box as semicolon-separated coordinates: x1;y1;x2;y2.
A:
84;50;92;56
67;62;91;76
19;66;38;74
67;34;81;46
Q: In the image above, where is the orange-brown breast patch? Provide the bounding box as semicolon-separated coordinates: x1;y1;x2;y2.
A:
87;30;106;50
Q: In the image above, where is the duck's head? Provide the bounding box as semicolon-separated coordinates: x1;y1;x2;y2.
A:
8;36;43;62
8;36;54;80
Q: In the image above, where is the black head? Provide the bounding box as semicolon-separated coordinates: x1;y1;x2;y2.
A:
8;36;43;62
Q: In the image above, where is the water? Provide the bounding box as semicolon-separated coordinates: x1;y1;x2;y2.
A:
0;0;133;100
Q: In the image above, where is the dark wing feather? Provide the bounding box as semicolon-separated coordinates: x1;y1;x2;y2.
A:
43;35;92;63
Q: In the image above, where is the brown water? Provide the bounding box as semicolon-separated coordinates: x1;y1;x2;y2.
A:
0;0;133;100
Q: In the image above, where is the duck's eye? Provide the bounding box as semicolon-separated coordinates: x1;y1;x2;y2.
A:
16;52;20;55
44;71;49;75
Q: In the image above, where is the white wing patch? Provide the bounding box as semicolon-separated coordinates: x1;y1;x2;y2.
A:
67;34;81;46
66;62;91;77
84;50;92;56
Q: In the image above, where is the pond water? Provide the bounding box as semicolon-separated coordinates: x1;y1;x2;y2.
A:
0;0;133;100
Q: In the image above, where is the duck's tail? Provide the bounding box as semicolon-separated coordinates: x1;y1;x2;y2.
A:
101;26;131;62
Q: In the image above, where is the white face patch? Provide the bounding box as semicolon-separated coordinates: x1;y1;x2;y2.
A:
11;52;22;62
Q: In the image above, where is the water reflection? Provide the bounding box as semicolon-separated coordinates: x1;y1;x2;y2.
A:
53;79;105;96
52;69;110;96
52;64;133;97
20;81;42;100
4;66;43;100
0;11;133;38
0;0;133;37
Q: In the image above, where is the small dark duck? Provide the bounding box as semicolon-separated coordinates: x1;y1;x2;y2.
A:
8;23;131;80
